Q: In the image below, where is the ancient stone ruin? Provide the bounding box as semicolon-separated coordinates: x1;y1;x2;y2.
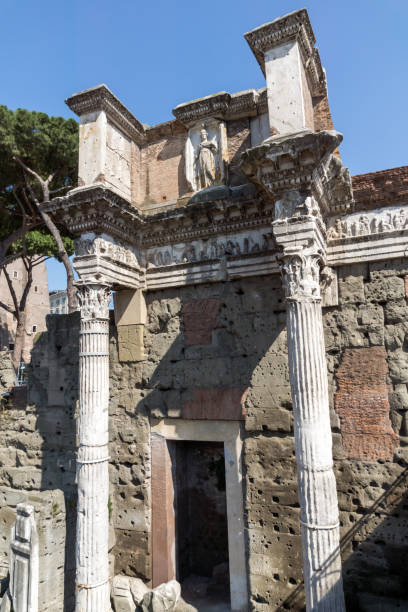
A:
1;7;408;612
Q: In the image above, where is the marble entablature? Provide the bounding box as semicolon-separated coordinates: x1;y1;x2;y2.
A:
41;20;407;294
327;204;408;240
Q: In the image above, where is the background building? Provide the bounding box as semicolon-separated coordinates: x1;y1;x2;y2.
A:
49;289;69;314
0;258;50;363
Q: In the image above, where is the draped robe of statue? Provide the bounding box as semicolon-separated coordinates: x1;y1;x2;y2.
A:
195;129;218;189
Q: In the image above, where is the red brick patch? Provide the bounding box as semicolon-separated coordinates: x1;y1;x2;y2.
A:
335;346;399;461
182;388;248;421
182;299;222;346
352;165;408;211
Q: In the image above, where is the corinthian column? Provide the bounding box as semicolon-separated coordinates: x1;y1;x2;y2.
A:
75;281;112;612
241;128;353;610
279;243;345;610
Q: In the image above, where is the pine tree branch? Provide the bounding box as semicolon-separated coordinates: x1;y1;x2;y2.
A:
3;268;19;320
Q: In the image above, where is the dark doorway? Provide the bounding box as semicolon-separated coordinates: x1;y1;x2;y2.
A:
174;441;231;610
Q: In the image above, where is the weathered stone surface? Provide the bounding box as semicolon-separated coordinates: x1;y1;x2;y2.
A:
129;577;150;604
117;324;145;362
112;576;135;612
0;351;15;393
141;580;181;612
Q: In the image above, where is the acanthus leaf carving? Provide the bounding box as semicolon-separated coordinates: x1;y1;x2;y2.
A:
280;247;322;301
76;282;112;320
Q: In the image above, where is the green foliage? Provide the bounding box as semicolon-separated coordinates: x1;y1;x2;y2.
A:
0;105;78;260
9;228;74;260
0;105;78;193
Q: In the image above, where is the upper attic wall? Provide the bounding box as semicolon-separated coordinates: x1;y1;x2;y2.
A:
65;10;340;210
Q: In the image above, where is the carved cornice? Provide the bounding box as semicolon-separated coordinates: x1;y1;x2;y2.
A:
43;183;274;248
66;84;145;143
172;88;268;127
244;8;326;97
141;193;274;248
241;130;353;216
173;92;231;126
226;90;258;119
41;185;143;245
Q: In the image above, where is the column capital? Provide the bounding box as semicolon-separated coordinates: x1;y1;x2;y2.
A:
279;245;323;302
75;281;112;320
241;129;353;217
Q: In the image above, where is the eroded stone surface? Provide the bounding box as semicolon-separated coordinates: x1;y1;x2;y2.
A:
141;580;181;612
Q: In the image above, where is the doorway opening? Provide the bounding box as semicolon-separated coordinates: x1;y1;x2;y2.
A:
174;441;231;610
151;419;248;611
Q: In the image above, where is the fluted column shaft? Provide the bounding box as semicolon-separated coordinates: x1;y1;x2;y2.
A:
75;282;112;612
281;250;345;611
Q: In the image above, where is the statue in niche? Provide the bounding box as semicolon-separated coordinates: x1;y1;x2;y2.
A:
195;127;218;190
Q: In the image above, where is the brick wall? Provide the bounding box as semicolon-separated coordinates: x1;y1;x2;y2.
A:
334;346;398;461
227;119;251;187
352;166;408;211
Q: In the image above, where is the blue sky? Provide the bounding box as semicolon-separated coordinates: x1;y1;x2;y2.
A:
1;0;407;290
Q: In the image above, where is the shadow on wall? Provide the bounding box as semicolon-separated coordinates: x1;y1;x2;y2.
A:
27;312;80;611
0;320;12;357
276;465;408;612
109;276;294;609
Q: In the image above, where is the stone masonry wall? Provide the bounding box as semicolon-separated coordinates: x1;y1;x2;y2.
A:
0;313;79;611
133;266;408;611
1;262;408;611
324;258;408;612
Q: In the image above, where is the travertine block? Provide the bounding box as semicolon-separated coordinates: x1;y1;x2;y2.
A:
114;290;147;327
118;325;145;362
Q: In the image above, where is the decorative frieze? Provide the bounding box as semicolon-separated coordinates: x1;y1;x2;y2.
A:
146;228;274;268
327;205;408;240
74;232;144;290
327;204;408;267
75;235;140;266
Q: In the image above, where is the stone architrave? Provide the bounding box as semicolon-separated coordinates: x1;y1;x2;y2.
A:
75;281;113;612
241;129;350;611
9;504;39;612
185;120;228;192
